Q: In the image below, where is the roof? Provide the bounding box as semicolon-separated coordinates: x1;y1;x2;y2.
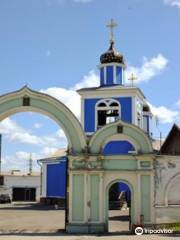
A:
160;123;180;154
51;148;67;158
38;148;67;163
77;85;146;99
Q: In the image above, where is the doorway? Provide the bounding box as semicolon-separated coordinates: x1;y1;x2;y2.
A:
13;187;36;201
108;181;132;233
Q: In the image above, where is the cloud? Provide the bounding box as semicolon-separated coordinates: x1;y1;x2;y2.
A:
34;123;42;129
0;118;67;148
164;0;180;9
125;54;168;84
149;102;180;124
41;70;99;119
73;70;99;90
175;99;180;108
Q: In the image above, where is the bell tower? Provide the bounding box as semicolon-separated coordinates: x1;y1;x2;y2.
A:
77;20;152;136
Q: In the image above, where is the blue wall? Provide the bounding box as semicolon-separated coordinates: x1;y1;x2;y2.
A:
46;158;67;197
116;67;122;85
106;66;114;85
84;97;132;133
100;67;104;85
103;140;135;155
143;115;150;134
118;182;131;203
100;66;123;86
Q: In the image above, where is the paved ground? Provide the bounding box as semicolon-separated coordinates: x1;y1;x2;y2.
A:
0;233;178;240
0;203;178;240
109;208;130;232
0;202;65;232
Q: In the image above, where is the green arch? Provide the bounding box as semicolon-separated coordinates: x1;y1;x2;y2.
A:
89;120;153;154
0;86;87;153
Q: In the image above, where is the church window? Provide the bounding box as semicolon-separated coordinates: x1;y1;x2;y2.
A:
96;99;120;129
23;96;30;106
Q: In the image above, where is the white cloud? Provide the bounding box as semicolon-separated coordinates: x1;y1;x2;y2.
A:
125;54;168;84
165;0;180;9
41;70;99;119
40;147;58;157
34;123;42;129
2;151;38;172
41;87;81;118
149;102;180;124
0;118;41;145
0;118;67;148
175;99;180;108
73;70;99;90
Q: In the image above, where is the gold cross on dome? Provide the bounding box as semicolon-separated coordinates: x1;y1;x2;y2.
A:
128;73;137;86
106;19;118;42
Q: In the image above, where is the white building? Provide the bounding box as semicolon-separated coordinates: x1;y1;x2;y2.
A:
0;171;40;202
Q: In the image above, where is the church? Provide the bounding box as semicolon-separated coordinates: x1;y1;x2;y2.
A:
0;20;179;234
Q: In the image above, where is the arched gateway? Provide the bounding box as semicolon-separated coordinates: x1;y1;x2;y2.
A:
0;86;87;153
0;87;154;234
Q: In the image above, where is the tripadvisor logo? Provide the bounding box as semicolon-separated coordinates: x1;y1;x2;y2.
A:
135;227;143;235
134;226;173;235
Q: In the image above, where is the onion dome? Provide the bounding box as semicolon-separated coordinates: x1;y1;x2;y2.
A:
100;40;125;65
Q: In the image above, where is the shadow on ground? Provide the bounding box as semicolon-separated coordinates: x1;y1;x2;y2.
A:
109;215;130;221
0;203;61;211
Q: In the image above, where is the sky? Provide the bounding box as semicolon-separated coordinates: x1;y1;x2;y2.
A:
0;0;180;172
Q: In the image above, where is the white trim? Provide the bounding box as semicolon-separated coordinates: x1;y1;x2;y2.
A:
132;96;135;124
113;65;116;84
97;62;126;69
104;67;106;85
42;164;47;197
78;88;145;100
122;68;124;85
85;132;94;136
81;98;84;130
95;99;121;131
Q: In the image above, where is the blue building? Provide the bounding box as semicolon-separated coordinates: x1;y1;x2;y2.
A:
39;149;67;205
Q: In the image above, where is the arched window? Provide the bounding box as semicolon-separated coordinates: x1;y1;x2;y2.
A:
96;99;120;129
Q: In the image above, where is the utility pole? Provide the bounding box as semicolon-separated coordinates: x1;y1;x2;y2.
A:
29;153;32;175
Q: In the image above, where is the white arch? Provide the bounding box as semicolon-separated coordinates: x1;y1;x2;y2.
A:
164;173;180;206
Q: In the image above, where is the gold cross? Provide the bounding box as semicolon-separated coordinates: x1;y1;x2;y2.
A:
128;73;137;86
106;19;118;42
